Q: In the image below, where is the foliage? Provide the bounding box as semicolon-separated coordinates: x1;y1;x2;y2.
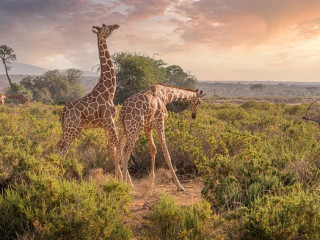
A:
0;177;132;240
0;103;131;239
240;188;320;239
165;65;197;89
1;100;320;239
113;52;166;104
20;69;85;103
165;65;198;112
0;45;17;88
144;194;224;240
250;84;265;95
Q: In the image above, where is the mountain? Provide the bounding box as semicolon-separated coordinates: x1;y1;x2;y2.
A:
0;62;98;76
0;62;47;75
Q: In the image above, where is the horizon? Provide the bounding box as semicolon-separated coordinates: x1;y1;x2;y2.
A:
1;0;320;82
2;61;320;84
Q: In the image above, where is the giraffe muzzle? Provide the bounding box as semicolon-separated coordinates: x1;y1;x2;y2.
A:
111;24;120;30
192;113;196;119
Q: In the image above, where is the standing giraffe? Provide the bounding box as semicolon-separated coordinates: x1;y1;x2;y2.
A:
6;94;30;104
0;94;6;105
118;83;205;191
56;24;123;179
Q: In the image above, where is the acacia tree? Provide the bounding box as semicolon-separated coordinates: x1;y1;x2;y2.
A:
250;83;265;96
113;52;167;104
0;45;16;89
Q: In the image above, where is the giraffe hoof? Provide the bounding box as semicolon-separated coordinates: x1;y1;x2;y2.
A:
177;185;185;192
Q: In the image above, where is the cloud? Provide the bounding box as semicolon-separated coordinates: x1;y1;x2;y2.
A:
119;0;179;20
173;0;320;47
0;0;127;68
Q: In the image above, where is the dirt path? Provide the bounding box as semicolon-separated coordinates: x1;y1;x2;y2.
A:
126;169;203;239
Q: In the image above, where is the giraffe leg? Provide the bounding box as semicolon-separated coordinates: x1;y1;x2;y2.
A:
122;129;141;186
104;126;123;182
118;125;133;185
144;128;157;189
155;122;185;192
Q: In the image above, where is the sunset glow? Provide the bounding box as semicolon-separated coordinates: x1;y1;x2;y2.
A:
1;0;320;81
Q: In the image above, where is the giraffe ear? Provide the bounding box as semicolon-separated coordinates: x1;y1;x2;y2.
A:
92;29;98;34
197;90;206;98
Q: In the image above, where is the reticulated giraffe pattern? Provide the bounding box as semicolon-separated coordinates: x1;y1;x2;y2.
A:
56;24;122;180
5;94;30;104
118;83;206;191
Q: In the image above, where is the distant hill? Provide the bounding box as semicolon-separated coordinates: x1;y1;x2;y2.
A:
0;62;47;75
0;62;98;77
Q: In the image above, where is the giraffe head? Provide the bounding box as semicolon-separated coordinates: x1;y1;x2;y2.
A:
190;90;205;119
92;24;120;40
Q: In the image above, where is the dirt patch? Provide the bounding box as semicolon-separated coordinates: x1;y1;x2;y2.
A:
127;168;203;239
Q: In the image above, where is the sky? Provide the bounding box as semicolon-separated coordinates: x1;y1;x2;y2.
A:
1;0;320;82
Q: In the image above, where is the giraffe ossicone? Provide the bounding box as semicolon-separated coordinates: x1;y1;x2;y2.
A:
118;83;206;192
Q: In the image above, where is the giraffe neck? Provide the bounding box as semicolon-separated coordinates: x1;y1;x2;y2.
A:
95;37;116;101
155;84;196;104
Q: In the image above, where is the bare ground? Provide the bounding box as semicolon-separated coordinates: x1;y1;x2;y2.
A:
127;169;203;239
87;168;204;239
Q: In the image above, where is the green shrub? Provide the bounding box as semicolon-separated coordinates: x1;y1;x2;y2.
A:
240;188;320;240
144;194;224;240
0;175;132;240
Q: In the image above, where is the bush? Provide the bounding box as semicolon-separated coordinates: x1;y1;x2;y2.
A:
0;175;132;240
144;194;224;240
240;188;320;240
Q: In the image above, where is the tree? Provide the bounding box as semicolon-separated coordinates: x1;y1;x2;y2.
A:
250;83;265;96
166;65;198;89
0;45;16;88
64;68;83;85
113;52;166;104
165;65;198;112
20;69;85;104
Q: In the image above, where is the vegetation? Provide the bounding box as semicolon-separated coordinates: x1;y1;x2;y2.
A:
1;96;320;238
20;69;85;103
0;45;16;89
112;52;198;105
0;103;131;239
113;52;167;104
144;194;223;239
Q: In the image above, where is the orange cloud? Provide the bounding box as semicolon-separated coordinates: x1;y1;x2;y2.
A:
174;0;320;48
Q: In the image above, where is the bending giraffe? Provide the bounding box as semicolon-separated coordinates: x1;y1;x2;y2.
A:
56;24;123;180
6;94;30;104
118;83;205;191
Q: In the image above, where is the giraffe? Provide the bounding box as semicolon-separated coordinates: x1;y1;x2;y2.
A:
56;24;123;180
6;94;30;104
118;83;205;191
0;94;6;105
